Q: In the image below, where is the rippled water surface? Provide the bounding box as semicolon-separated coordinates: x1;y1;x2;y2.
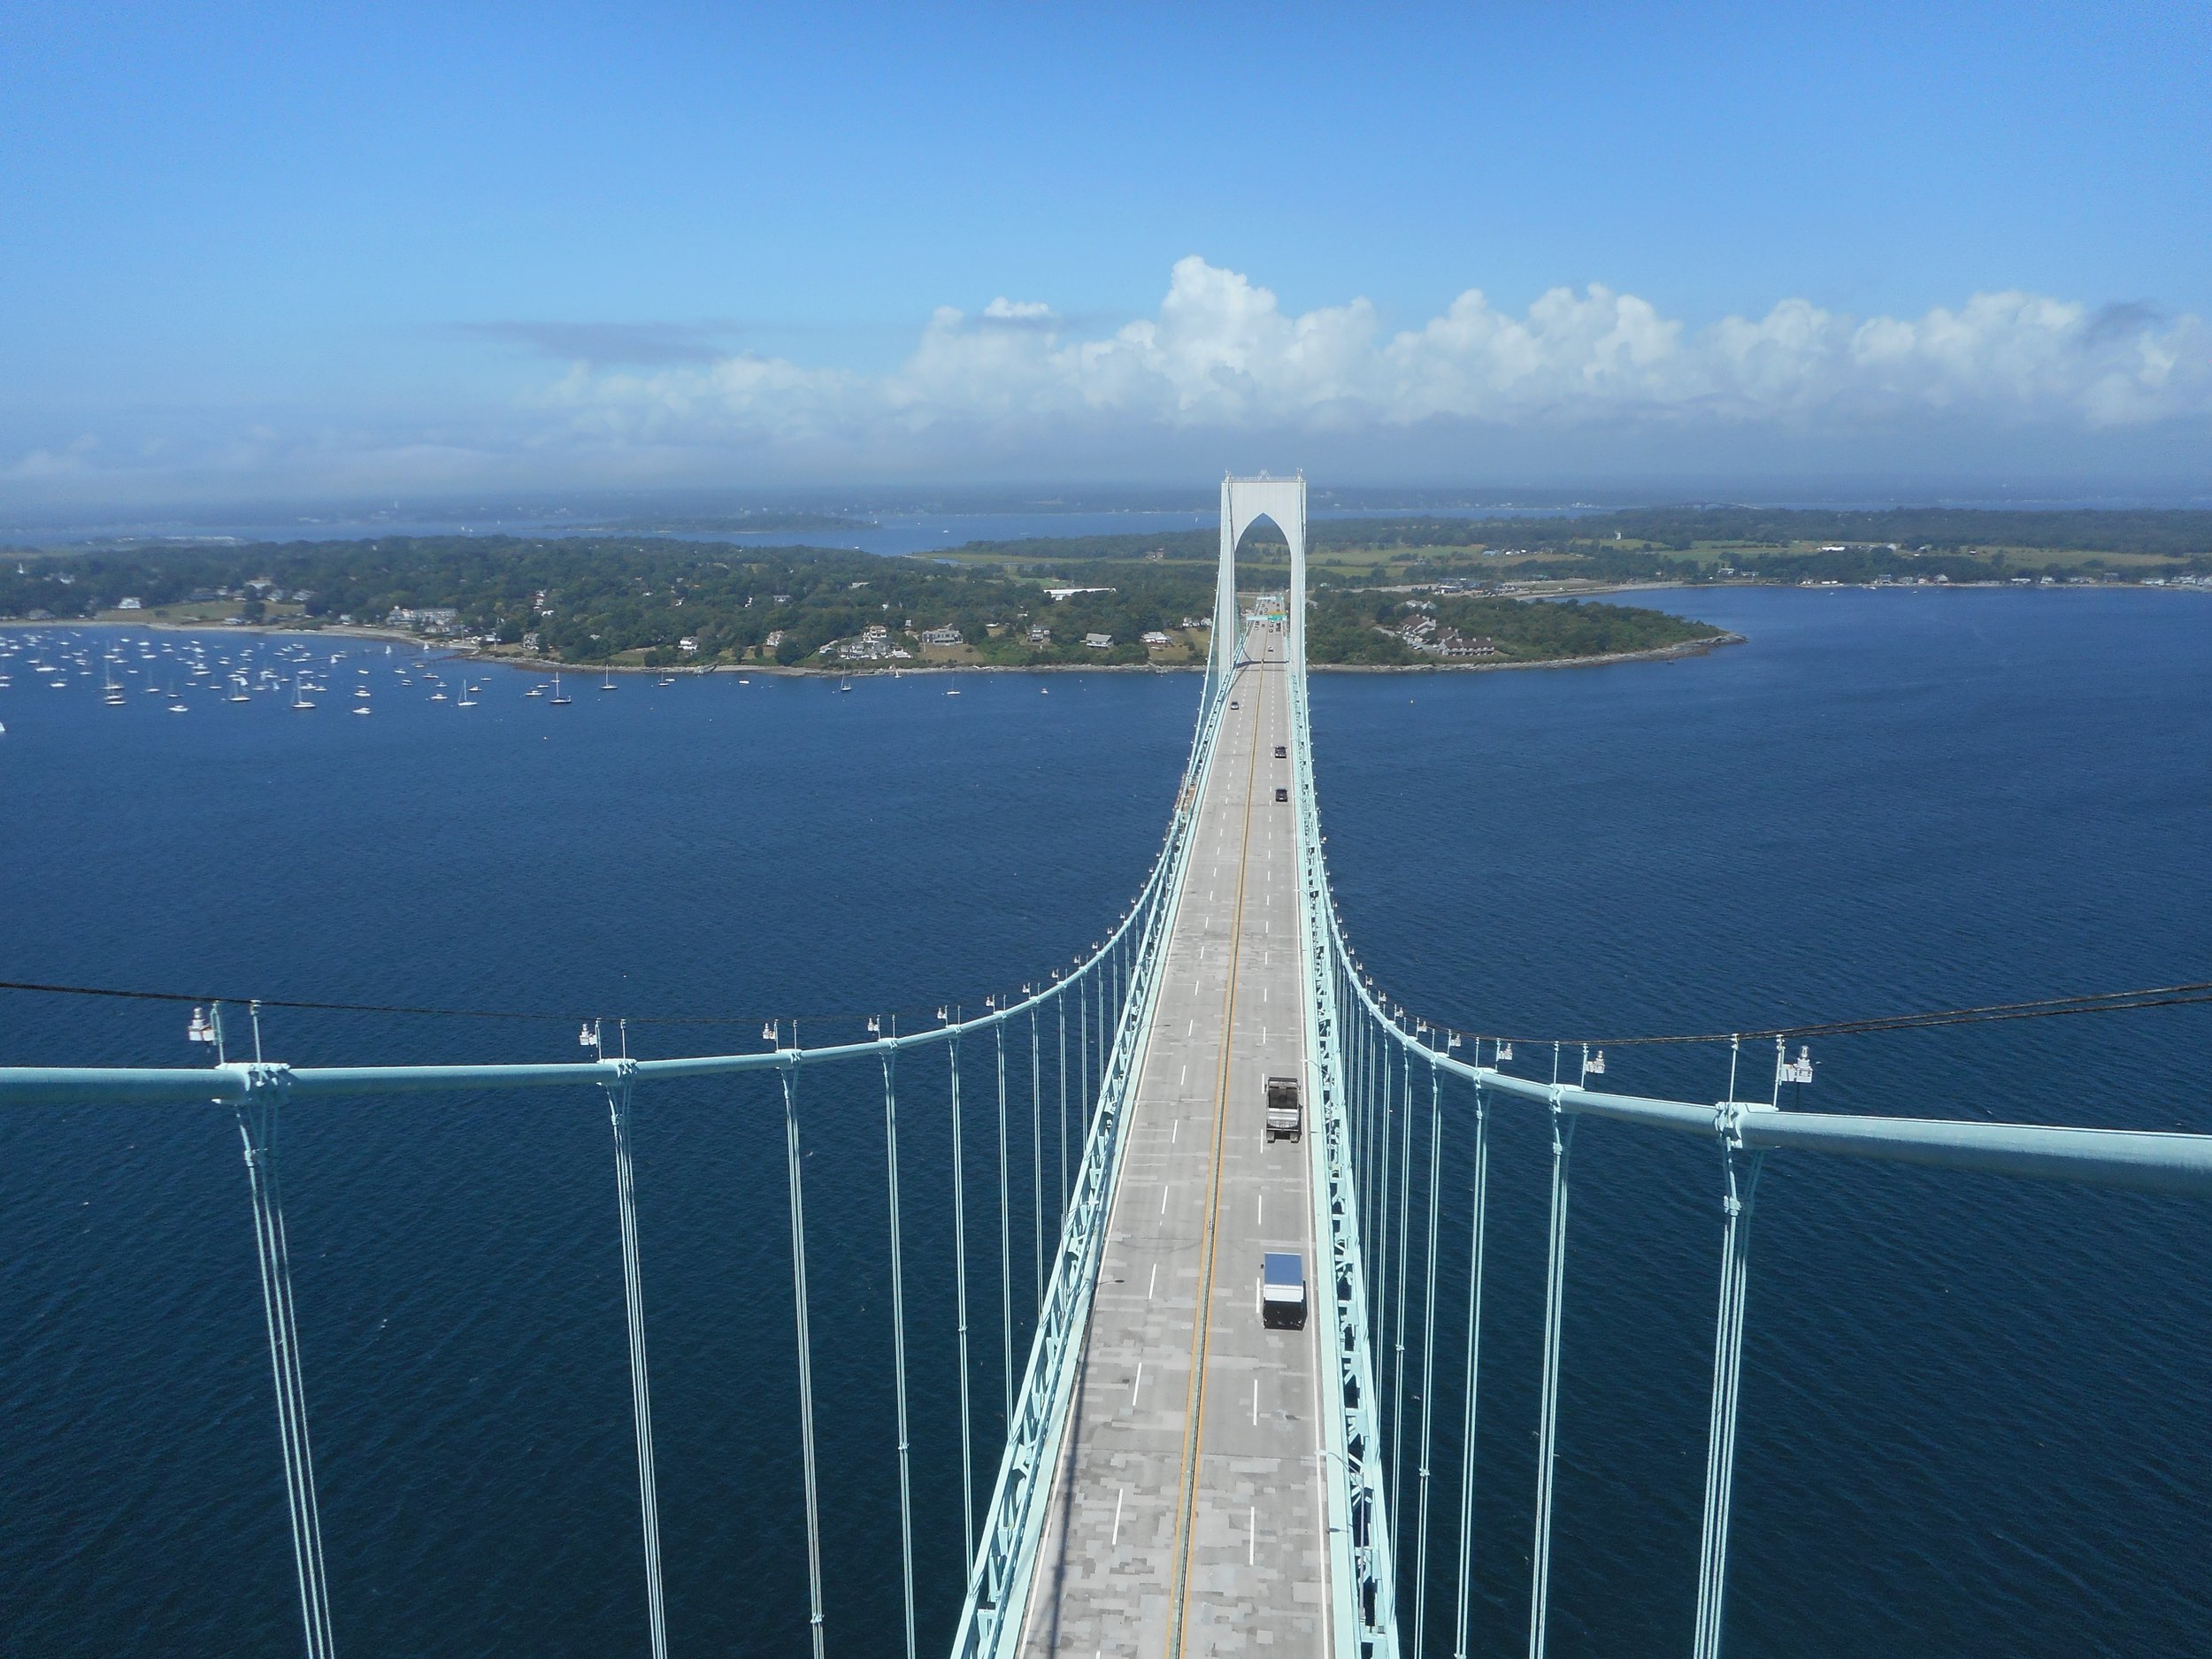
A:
3;585;2208;1657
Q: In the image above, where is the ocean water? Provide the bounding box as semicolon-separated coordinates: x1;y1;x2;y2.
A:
2;586;2208;1656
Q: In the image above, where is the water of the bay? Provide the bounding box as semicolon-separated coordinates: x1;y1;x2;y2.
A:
2;585;2208;1657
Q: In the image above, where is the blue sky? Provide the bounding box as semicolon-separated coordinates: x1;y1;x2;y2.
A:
4;0;2208;508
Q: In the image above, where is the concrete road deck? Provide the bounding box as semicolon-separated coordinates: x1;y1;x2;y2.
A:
1018;621;1329;1659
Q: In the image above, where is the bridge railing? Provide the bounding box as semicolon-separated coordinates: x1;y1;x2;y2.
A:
943;642;1241;1658
1283;619;2212;1659
0;681;1240;1659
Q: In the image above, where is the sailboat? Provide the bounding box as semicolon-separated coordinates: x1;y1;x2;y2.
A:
549;673;572;706
457;681;477;707
291;676;315;710
600;666;617;691
167;681;188;712
837;676;853;693
103;662;126;705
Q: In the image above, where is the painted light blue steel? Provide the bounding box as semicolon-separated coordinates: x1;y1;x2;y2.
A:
943;635;1240;1659
1279;506;1403;1658
13;472;2212;1659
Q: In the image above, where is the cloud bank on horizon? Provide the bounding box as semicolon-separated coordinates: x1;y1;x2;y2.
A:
12;257;2211;506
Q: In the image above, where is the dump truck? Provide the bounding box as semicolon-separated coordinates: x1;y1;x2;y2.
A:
1261;1252;1308;1329
1265;1075;1302;1142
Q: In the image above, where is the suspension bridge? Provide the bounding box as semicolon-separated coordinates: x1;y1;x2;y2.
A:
5;472;2211;1659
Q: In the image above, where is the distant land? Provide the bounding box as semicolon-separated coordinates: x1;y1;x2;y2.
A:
4;506;2206;672
588;510;877;534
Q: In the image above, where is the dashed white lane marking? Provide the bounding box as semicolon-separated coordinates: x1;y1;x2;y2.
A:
1159;1184;1170;1215
1251;1378;1259;1425
1148;1263;1158;1299
1133;1363;1144;1407
1112;1486;1125;1546
1249;1505;1256;1565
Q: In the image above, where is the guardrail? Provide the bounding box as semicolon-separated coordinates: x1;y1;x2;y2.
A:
1294;618;2212;1659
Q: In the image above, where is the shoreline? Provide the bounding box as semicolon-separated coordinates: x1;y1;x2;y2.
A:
1307;631;1745;672
11;614;1745;677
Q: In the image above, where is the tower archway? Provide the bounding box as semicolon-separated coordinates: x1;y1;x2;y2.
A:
1210;472;1307;705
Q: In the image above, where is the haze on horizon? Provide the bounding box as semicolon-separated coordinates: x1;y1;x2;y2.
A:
4;1;2208;516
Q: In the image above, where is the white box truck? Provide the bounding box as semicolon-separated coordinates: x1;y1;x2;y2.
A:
1261;1253;1308;1329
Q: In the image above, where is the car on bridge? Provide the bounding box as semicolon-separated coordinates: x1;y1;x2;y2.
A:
1260;1252;1308;1329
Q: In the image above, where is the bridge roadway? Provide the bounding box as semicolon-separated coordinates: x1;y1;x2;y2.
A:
1018;620;1328;1659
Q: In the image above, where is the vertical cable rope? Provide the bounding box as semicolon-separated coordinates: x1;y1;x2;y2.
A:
1391;1035;1415;1537
1692;1142;1765;1659
1453;1079;1491;1659
1031;1009;1044;1310
1359;1017;1376;1286
604;1081;669;1659
1378;1037;1396;1419
880;1047;918;1659
235;1091;338;1659
995;1021;1014;1432
1527;1100;1578;1659
779;1066;827;1659
1413;1052;1444;1655
949;1031;977;1575
1057;994;1071;1219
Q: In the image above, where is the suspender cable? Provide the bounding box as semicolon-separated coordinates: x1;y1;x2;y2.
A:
779;1066;827;1659
1359;1017;1376;1290
995;1021;1014;1432
1453;1079;1492;1659
1391;1034;1416;1536
880;1046;918;1659
1098;964;1110;1101
1031;1009;1044;1311
948;1030;977;1575
1378;1038;1397;1407
603;1080;668;1659
1412;1051;1444;1656
235;1085;338;1659
1526;1094;1578;1659
1079;978;1091;1148
1057;994;1071;1220
1692;1134;1766;1659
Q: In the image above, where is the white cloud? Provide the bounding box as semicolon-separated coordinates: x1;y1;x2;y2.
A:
6;259;2207;505
541;257;2212;449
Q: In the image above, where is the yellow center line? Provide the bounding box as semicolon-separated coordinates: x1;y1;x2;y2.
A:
1166;649;1268;1659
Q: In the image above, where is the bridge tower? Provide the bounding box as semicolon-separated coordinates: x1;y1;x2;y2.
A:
1211;472;1307;697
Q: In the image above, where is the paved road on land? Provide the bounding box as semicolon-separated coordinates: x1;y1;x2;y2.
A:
1018;620;1329;1659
